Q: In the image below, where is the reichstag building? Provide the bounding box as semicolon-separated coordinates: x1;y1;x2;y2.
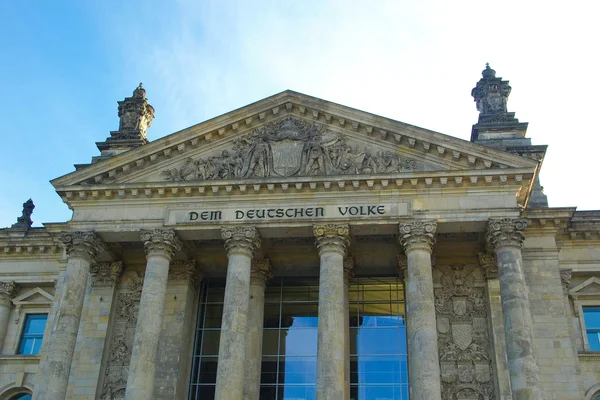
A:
1;65;599;400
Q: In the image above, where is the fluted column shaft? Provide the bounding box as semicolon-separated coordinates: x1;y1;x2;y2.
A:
343;258;354;400
36;232;105;400
215;227;261;400
398;221;441;400
125;229;182;400
487;218;542;400
0;282;18;352
314;224;350;400
243;259;272;400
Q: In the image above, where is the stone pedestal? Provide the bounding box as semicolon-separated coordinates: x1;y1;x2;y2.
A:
486;218;543;400
314;224;350;400
243;259;272;400
215;227;261;400
0;281;18;352
125;229;182;400
398;221;441;400
36;232;105;400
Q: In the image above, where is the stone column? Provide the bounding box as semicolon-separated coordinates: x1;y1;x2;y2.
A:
0;281;18;352
343;257;354;400
398;221;441;400
486;218;543;400
125;229;182;400
244;259;272;400
215;227;261;400
36;231;105;400
313;224;350;400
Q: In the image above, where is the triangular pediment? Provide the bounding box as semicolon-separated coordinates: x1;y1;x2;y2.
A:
570;277;600;298
51;91;538;202
12;287;54;306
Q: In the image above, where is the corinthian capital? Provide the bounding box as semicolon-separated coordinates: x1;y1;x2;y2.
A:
313;224;350;256
60;231;106;262
486;218;527;251
397;255;408;281
251;259;273;286
140;229;182;260
221;227;261;257
478;252;498;279
170;260;202;288
90;261;123;286
0;281;18;300
398;220;437;254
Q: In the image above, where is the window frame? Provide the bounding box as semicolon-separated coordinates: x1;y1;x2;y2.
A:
17;313;48;355
575;300;600;352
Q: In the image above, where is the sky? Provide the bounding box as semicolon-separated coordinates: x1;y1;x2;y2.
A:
0;0;598;228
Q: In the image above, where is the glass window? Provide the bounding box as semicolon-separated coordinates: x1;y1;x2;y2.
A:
584;307;600;351
18;314;47;355
10;394;32;400
188;277;408;400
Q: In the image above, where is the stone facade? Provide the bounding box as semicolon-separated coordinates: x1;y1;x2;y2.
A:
0;67;598;399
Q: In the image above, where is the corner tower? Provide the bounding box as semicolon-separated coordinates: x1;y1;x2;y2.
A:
471;64;548;207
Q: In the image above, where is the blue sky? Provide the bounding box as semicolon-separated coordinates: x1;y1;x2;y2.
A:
1;0;598;227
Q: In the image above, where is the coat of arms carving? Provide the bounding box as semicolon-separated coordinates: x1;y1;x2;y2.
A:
162;117;416;181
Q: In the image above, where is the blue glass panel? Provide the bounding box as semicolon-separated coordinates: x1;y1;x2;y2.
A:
356;328;402;355
283;329;317;356
25;315;47;334
361;385;402;400
584;307;600;329
354;356;405;385
588;332;600;351
279;356;317;385
10;394;32;400
281;384;316;400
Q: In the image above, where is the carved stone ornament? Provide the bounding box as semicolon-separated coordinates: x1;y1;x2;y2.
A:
343;257;355;285
0;281;18;299
221;226;261;257
162;117;416;182
169;260;202;288
101;272;144;399
250;259;273;286
478;252;498;279
114;83;155;141
313;224;350;256
11;199;34;229
398;220;437;254
471;64;512;115
435;264;494;400
90;261;124;286
397;255;408;281
60;231;106;262
485;218;527;251
560;269;572;295
140;229;182;259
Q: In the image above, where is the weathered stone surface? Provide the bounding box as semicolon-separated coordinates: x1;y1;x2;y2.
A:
398;221;442;400
0;281;18;352
125;229;181;400
486;218;543;399
314;224;349;400
215;227;261;400
243;259;272;400
36;231;104;400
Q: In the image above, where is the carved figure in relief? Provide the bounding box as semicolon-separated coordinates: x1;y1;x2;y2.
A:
162;117;417;181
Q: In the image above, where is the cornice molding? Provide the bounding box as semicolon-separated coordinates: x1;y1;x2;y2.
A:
51;92;537;189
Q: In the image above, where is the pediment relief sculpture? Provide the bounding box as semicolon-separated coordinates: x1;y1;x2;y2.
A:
162;118;416;182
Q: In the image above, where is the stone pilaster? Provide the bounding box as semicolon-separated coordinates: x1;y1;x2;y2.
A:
215;227;261;400
125;229;182;400
36;231;105;400
313;224;350;400
0;281;18;353
244;259;272;400
68;261;123;399
343;257;354;400
398;221;441;400
486;218;543;400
